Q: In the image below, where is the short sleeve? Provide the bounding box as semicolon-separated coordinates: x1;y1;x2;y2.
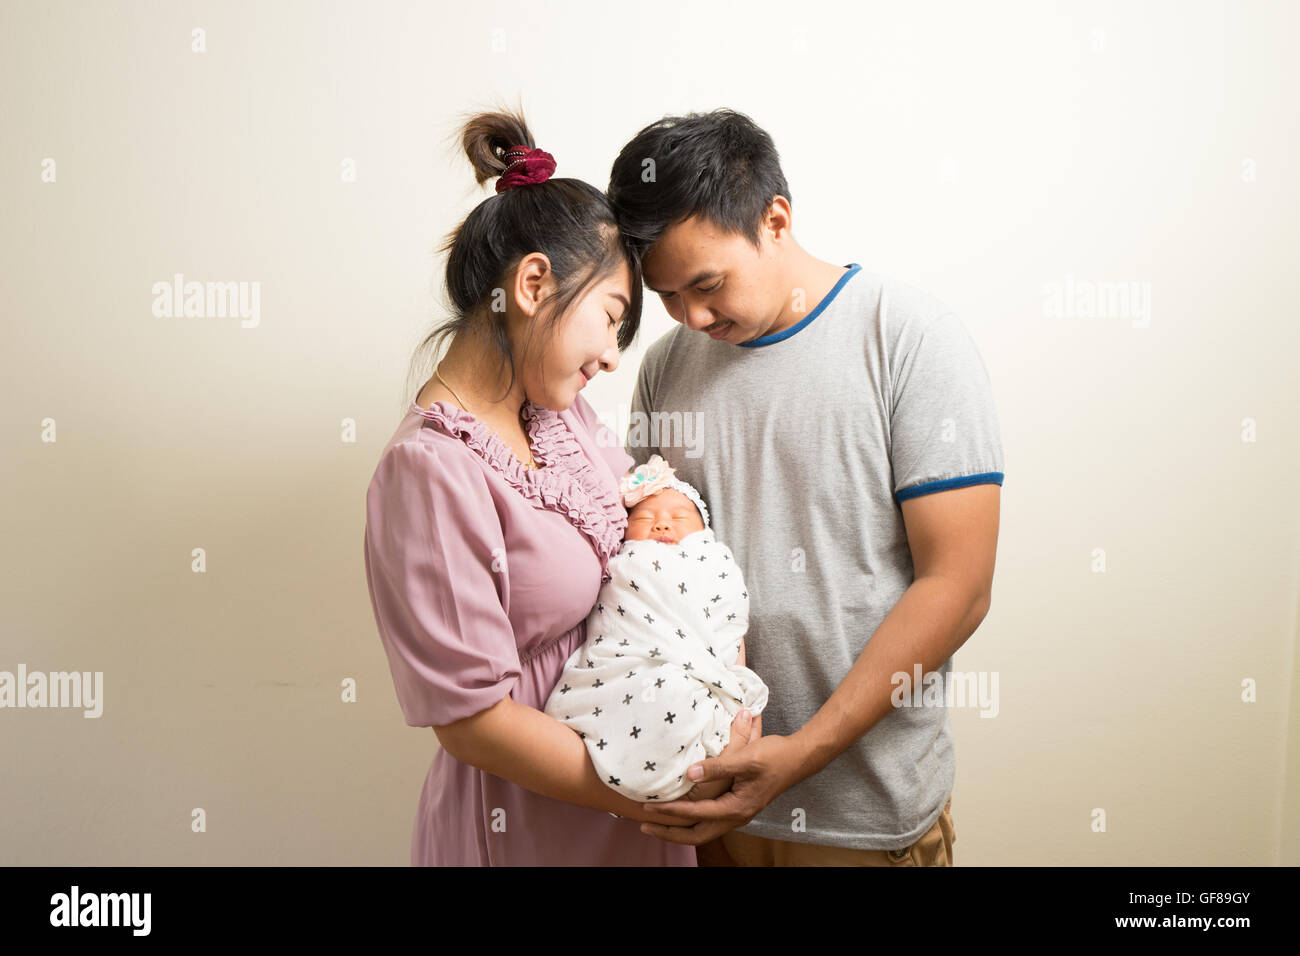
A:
569;392;635;481
363;438;520;728
890;312;1005;503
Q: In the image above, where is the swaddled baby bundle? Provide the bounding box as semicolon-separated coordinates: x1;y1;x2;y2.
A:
544;466;769;802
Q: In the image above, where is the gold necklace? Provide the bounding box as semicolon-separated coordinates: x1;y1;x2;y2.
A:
434;366;538;469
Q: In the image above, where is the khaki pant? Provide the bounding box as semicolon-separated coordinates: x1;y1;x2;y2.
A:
697;797;955;867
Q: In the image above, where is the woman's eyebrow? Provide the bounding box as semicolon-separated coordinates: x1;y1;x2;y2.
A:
607;292;629;320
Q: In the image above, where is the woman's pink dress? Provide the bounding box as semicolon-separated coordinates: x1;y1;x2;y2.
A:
363;391;697;866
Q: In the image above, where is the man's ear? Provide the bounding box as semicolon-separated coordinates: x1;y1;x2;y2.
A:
764;196;793;243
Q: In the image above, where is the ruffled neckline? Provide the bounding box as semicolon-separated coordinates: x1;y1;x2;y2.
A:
409;399;628;583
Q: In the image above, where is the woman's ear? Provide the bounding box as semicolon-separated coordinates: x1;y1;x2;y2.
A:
512;252;555;317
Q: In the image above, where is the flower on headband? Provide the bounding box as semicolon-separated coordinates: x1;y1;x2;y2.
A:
620;455;675;508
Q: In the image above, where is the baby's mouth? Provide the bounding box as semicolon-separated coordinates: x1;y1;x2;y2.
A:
652;534;676;544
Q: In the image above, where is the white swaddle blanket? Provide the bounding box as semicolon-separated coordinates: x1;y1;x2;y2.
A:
544;527;769;803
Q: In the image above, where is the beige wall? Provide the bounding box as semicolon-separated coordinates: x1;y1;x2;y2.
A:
2;0;1296;865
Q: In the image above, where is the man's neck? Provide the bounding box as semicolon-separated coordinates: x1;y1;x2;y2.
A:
764;254;849;340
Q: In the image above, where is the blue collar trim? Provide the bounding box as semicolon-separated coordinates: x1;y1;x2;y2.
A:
737;263;862;348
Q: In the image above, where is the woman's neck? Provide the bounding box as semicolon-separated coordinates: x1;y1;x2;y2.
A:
435;325;528;421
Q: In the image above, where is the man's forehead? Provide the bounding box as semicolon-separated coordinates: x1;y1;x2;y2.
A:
641;215;746;287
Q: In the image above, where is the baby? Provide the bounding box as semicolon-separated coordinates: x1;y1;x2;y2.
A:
543;456;769;803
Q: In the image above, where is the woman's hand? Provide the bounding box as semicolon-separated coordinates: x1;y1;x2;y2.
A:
682;707;761;802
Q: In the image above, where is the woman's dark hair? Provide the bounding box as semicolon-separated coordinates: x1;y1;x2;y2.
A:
606;108;792;264
407;105;643;405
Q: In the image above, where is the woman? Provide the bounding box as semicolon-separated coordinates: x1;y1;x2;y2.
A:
363;108;753;865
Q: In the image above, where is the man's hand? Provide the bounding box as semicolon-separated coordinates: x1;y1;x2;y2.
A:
639;710;802;846
680;707;763;801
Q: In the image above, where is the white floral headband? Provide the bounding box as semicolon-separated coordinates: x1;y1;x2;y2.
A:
619;454;710;529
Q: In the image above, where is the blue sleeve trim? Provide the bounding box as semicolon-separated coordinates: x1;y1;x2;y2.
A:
895;471;1004;503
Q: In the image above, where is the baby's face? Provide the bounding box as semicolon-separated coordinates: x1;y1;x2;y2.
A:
624;488;704;545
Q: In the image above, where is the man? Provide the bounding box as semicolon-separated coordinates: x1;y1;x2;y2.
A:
606;109;1004;866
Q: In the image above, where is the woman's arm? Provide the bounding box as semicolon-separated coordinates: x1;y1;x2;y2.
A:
434;695;701;826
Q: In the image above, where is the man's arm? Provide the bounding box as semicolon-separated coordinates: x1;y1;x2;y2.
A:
786;483;1000;781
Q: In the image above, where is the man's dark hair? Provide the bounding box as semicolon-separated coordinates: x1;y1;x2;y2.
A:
606;109;792;264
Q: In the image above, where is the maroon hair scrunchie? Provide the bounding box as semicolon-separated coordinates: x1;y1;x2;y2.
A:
495;146;557;192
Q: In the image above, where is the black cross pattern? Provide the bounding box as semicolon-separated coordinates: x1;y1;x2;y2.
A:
648;647;661;658
644;760;656;770
592;706;602;717
664;711;676;724
596;738;608;750
643;613;655;624
608;775;620;785
559;683;572;694
630;580;640;592
652;560;661;571
630;726;641;738
617;605;626;616
622;694;632;705
593;678;603;688
678;582;688;594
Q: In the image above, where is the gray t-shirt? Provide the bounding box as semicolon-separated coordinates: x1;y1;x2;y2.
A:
623;262;1005;850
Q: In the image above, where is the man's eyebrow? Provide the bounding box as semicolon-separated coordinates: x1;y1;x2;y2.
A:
644;270;721;295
